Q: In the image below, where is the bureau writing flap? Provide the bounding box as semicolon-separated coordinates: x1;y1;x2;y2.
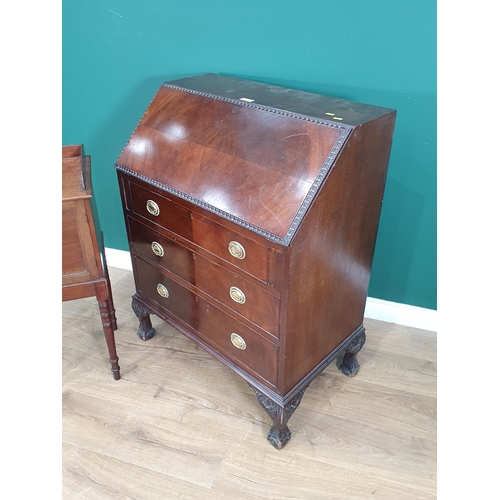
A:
115;74;393;244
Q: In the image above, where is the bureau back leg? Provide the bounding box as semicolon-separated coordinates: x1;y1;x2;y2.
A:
95;280;121;380
252;386;308;450
339;326;366;377
132;294;156;341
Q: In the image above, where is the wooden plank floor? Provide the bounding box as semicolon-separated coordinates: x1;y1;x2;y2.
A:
62;267;436;499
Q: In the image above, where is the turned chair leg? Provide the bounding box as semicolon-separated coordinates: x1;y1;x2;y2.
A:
95;281;120;380
101;249;117;331
251;386;308;450
132;294;156;341
339;327;366;377
105;276;118;331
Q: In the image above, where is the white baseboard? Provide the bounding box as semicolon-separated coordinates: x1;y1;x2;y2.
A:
105;247;133;271
364;297;436;332
105;248;437;333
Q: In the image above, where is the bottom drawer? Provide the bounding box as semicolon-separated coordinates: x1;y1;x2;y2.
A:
134;257;278;387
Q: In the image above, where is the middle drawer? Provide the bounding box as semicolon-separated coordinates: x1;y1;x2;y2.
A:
128;216;280;336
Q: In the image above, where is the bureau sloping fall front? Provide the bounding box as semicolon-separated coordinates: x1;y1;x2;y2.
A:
115;73;396;449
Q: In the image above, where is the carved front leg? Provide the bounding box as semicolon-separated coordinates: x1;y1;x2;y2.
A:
339;327;366;377
131;295;155;341
252;387;308;450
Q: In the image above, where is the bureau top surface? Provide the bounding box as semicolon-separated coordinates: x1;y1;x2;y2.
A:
115;74;394;244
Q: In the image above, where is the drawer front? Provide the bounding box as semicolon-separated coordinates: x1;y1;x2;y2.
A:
194;256;280;336
127;217;195;283
197;295;278;387
134;257;278;386
134;256;198;327
129;180;193;240
193;215;269;282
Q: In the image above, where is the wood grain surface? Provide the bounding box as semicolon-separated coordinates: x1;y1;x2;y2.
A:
116;81;347;240
62;267;436;499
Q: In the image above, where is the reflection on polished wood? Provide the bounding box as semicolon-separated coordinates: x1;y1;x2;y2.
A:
62;266;436;500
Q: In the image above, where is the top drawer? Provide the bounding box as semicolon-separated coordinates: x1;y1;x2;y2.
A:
125;177;270;282
128;180;193;240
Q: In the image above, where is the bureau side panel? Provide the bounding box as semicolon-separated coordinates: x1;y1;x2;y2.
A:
283;112;396;393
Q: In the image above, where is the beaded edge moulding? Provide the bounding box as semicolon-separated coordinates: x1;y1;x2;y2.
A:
115;83;353;246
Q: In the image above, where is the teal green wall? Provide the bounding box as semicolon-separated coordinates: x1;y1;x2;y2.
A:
62;0;436;310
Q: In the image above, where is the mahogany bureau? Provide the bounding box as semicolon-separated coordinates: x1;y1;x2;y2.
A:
115;74;396;449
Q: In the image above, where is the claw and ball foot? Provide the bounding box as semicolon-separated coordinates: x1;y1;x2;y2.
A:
339;327;366;377
131;295;156;341
252;387;308;450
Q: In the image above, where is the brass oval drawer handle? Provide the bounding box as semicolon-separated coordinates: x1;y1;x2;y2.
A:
151;241;164;257
146;199;160;216
229;286;246;304
156;283;169;298
228;241;246;260
230;333;246;350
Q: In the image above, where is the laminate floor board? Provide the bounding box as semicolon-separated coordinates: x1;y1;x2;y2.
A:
305;375;437;441
62;443;223;500
349;344;436;397
271;408;436;493
62;266;437;499
64;368;265;437
212;441;435;500
62;325;264;454
63;321;263;427
363;318;436;362
217;384;436;495
63;388;233;489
